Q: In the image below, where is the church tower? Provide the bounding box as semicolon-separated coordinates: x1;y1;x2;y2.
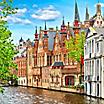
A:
84;5;90;28
96;0;101;16
61;16;67;33
93;0;104;27
73;0;81;35
38;26;44;53
60;17;67;48
34;26;39;66
43;21;49;52
19;37;24;49
39;26;43;39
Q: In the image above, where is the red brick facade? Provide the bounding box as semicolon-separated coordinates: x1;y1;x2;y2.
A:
26;21;82;88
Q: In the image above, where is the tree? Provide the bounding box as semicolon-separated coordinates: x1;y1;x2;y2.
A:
0;0;17;92
66;31;85;84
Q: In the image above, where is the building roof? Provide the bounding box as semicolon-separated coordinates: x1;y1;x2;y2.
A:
15;47;26;58
47;27;75;50
48;31;57;50
95;28;104;35
52;62;64;67
86;27;104;39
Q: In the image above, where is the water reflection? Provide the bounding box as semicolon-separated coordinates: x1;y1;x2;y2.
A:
0;87;104;104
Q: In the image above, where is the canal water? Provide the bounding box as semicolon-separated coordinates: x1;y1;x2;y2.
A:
0;87;104;104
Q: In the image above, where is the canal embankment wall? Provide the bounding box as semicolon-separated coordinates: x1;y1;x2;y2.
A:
16;85;104;99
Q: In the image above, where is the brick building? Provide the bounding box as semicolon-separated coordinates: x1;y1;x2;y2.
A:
26;16;82;89
14;38;32;86
15;0;84;88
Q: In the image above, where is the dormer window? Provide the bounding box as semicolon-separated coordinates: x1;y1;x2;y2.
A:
97;21;99;24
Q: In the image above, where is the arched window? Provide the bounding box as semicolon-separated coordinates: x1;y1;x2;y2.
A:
97;21;99;24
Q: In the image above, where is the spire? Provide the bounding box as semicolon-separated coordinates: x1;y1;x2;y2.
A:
19;37;23;42
74;0;80;21
56;26;59;35
39;26;43;39
40;26;42;31
43;21;48;38
67;22;70;29
35;26;37;34
45;21;47;30
85;5;89;21
61;16;67;34
56;26;58;31
35;26;38;40
62;16;65;26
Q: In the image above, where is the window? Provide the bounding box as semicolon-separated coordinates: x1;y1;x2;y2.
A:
97;60;99;76
50;56;52;65
56;55;58;61
90;61;91;75
89;41;91;53
97;59;99;81
59;54;61;61
88;61;90;75
68;54;70;64
97;21;99;24
85;46;87;55
45;79;47;83
30;79;31;84
64;54;66;63
92;40;94;53
97;42;99;52
91;60;94;76
85;62;87;76
24;79;25;84
47;55;50;66
53;55;55;62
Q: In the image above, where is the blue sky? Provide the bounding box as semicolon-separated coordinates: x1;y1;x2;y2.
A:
7;0;104;44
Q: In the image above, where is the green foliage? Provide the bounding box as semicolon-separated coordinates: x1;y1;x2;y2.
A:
0;0;17;89
66;31;85;64
0;0;17;18
66;32;85;84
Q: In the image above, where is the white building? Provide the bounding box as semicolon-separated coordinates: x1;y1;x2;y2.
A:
84;27;104;98
93;2;104;28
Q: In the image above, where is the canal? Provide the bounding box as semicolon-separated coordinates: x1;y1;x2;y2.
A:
0;87;104;104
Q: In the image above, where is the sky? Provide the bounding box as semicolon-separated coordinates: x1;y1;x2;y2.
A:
6;0;104;44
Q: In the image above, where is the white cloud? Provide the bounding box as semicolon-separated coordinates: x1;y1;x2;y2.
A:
31;5;61;21
14;8;27;16
94;3;104;8
32;4;38;8
4;16;32;25
3;8;32;25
